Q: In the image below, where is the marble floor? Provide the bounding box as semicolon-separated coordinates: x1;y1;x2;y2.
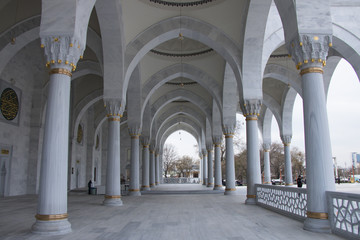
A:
0;184;346;240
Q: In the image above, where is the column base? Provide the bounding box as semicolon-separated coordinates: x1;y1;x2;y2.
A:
213;185;223;190
207;183;214;188
31;219;71;235
141;186;151;191
128;189;141;196
150;184;156;189
224;188;237;195
103;196;123;206
245;195;257;204
303;217;331;233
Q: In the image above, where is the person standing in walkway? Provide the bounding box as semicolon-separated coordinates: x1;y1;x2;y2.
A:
296;175;302;188
88;180;93;194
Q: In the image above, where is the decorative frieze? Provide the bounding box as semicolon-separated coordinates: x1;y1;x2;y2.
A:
281;135;292;146
240;99;262;117
104;99;123;117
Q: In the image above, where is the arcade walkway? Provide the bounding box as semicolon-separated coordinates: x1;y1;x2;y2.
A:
0;184;343;240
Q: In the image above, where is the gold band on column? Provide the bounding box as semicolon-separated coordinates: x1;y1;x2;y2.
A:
131;135;140;139
284;143;291;146
142;185;150;188
307;211;328;219
49;68;72;77
246;117;258;121
263;182;271;184
150;183;155;186
35;213;68;221
300;67;323;76
264;149;270;152
225;134;234;139
129;189;140;192
143;145;149;148
215;185;223;187
225;188;236;191
207;183;214;186
108;117;120;122
285;183;293;186
214;144;221;147
104;195;121;199
247;194;256;198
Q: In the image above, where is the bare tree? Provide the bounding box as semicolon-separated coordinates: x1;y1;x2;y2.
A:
162;144;177;178
176;156;194;177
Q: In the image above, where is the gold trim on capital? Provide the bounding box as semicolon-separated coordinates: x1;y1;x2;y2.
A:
35;213;68;221
108;117;121;122
143;145;149;148
264;149;270;152
246;117;258;121
131;135;140;139
300;67;324;76
307;211;328;220
225;188;236;191
225;134;234;138
129;189;140;192
246;194;256;198
49;68;72;77
284;143;291;147
214;144;221;147
104;195;121;199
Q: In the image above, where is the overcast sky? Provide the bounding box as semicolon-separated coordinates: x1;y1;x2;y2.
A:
165;59;360;169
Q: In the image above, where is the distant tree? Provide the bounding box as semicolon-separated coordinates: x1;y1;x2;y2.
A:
163;144;177;178
176;156;194;177
234;149;247;182
291;147;305;177
269;143;285;179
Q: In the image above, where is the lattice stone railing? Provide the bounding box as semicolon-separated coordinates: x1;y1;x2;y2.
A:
327;191;360;239
163;177;200;184
255;184;307;221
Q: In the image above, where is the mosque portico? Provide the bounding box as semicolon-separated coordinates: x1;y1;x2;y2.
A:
0;0;359;238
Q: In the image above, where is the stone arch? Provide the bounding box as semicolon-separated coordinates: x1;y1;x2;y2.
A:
125;16;243;106
222;62;238;127
150;88;212;132
259;107;273;145
263;64;302;97
262;92;282;130
141;63;222;120
156;115;202;150
280;87;297;137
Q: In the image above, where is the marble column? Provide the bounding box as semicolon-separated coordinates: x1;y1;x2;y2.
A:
263;143;271;185
155;152;160;185
32;36;84;235
149;148;155;188
202;150;208;186
141;137;150;191
213;137;223;190
207;144;214;188
289;34;335;232
281;135;293;186
223;125;236;195
242;100;262;204
199;153;203;184
128;128;141;196
103;100;123;206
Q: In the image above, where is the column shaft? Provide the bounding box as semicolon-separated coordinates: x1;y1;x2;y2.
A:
150;151;155;188
129;135;141;196
225;135;236;195
246;116;261;204
155;154;160;185
302;69;335;231
202;153;207;185
103;116;122;206
284;144;293;185
141;146;150;191
213;144;222;190
263;150;271;184
32;68;72;234
207;150;214;187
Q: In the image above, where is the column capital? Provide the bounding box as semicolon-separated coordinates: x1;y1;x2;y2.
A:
287;34;332;70
206;143;213;152
281;135;292;146
104;99;123;117
141;136;150;146
263;143;271;152
213;136;222;147
41;36;84;71
128;127;141;138
222;124;236;137
202;149;207;157
240;99;262;118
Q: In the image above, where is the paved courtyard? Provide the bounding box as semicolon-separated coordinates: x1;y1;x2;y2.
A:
0;184;354;240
